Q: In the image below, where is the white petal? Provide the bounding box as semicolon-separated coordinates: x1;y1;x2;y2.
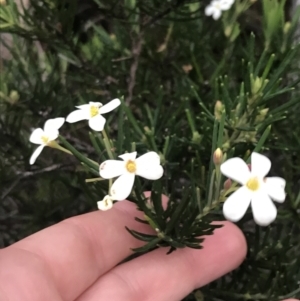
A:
205;5;214;16
44;118;65;132
251;191;277;226
29;145;45;165
251;152;271;178
118;151;137;161
212;9;222;20
222;186;252;222
264;177;286;203
66;109;89;123
99;98;121;114
110;173;135;201
75;104;91;110
99;160;126;179
135;151;161;166
89;101;102;107
88;114;106;131
135;152;163;180
97;196;113;211
136;165;164;180
29;128;44;144
220;1;232;10
220;157;250;184
46;129;59;141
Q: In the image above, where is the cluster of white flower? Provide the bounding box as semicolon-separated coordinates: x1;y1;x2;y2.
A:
29;98;164;211
205;0;235;20
29;99;286;226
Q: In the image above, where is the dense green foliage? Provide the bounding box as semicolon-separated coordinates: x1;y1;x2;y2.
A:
1;0;300;300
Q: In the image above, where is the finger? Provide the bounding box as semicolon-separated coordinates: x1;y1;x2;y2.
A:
3;200;156;301
76;221;247;301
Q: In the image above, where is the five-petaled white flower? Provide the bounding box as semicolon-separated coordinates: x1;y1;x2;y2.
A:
66;98;121;131
97;195;114;211
205;0;235;20
221;152;286;226
29;118;65;165
99;151;164;201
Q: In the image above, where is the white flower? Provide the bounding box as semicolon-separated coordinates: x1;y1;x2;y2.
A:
99;151;164;201
205;0;235;20
29;118;65;165
66;98;121;131
220;152;286;226
97;195;114;211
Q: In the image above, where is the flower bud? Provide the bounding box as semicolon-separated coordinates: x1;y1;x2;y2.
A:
255;108;269;123
214;101;223;120
192;131;202;145
213;148;223;165
251;76;263;95
223;178;232;190
283;22;291;35
97;195;114;211
260;108;269;117
9;90;19;104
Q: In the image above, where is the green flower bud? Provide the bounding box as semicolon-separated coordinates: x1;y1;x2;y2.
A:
192;131;202;145
9;90;19;104
214;101;223;121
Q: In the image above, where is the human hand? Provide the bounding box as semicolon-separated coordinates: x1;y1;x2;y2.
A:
0;195;298;301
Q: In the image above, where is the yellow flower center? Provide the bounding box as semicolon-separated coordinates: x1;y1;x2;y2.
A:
246;177;260;191
41;136;49;144
90;105;99;118
126;160;136;173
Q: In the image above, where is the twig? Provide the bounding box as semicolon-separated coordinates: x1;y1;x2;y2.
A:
1;164;73;200
125;33;143;105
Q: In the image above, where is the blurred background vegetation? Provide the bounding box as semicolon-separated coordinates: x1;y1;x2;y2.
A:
1;0;300;300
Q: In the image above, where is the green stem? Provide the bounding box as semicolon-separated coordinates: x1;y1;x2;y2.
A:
102;129;114;159
49;141;72;155
85;177;105;183
59;136;99;172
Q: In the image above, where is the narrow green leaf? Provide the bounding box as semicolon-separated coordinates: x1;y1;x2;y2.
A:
59;136;99;172
252;125;271;154
131;237;162;253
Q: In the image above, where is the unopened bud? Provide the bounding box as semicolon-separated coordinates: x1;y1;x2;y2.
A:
222;142;230;151
9;90;19;104
223;178;232;190
192;131;202;145
213;148;223;165
144;126;152;135
0;0;6;5
244;131;257;143
251;76;263;95
283;22;291;35
224;25;232;37
255;108;269;123
260;108;269;117
214;101;223;120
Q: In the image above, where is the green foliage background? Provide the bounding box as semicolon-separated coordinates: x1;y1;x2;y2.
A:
1;0;300;300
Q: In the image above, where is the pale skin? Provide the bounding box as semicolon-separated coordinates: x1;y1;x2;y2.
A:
0;194;298;301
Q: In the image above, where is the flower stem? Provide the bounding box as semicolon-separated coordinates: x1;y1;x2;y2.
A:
85;177;105;183
48;141;72;155
102;129;114;159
